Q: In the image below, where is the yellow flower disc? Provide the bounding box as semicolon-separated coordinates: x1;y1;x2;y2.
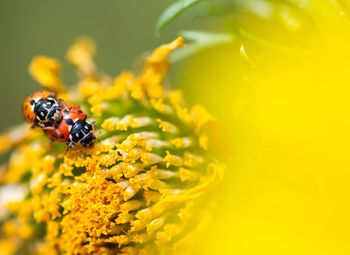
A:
0;37;223;255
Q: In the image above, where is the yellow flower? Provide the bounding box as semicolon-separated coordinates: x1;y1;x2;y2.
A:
0;37;223;255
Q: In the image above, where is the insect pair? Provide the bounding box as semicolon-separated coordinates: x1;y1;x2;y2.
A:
22;91;95;148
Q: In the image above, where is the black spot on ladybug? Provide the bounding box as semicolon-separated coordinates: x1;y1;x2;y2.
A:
30;100;35;105
65;118;74;125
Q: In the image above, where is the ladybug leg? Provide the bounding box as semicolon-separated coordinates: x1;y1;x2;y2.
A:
67;141;75;149
42;126;54;131
64;141;76;154
86;119;96;128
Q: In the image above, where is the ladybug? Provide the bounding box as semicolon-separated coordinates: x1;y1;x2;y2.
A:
22;90;61;128
45;102;95;148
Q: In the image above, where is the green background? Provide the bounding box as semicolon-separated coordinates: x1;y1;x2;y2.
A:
0;0;195;131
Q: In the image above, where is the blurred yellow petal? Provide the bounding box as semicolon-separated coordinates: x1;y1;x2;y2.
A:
66;36;96;77
29;56;65;92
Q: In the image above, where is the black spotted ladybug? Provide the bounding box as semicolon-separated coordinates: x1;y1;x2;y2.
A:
44;101;96;148
22;90;61;128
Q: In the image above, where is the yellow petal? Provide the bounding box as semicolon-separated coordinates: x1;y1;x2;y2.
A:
66;36;96;77
29;56;65;92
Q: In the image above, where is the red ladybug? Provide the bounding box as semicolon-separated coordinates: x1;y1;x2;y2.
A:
45;102;95;148
22;90;61;128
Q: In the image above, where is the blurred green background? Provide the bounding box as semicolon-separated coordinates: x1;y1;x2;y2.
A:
0;0;200;131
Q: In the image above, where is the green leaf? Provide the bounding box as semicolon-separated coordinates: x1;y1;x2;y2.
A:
156;0;204;34
181;30;233;44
